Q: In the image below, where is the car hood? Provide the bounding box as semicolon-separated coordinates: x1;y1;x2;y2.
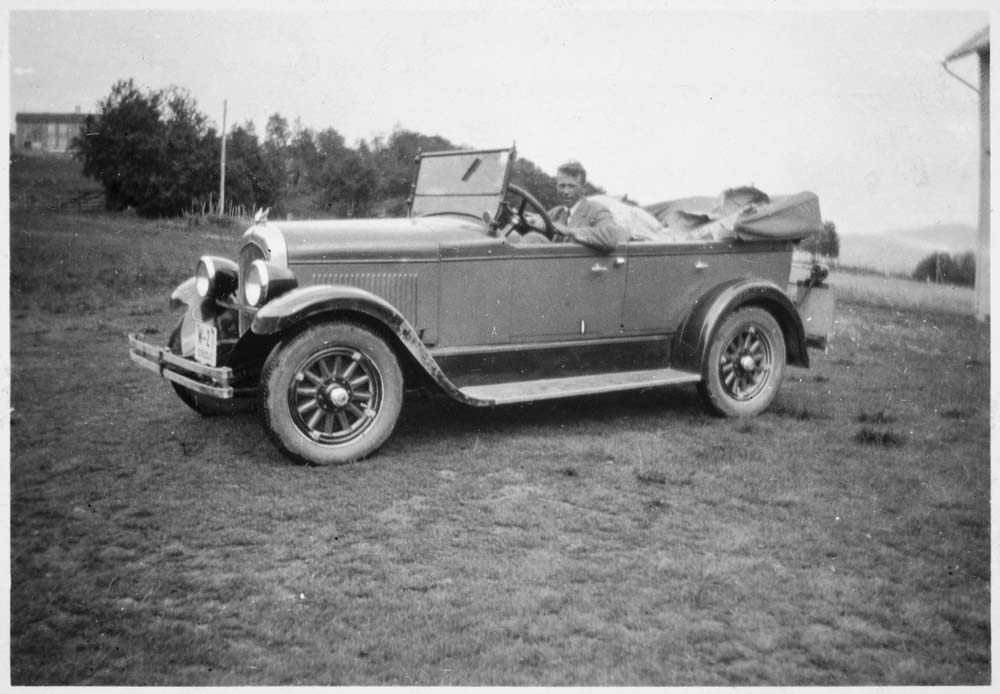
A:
250;215;487;263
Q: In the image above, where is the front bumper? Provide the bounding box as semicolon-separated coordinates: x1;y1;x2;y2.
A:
128;333;234;399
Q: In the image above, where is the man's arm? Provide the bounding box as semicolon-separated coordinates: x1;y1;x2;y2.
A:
552;206;626;253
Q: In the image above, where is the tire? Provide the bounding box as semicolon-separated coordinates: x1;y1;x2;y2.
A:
699;306;786;418
168;322;255;416
259;321;404;466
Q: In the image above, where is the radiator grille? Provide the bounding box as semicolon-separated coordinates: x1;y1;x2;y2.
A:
312;272;419;320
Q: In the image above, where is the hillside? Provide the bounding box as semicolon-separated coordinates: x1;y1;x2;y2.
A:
10;153;103;212
838;224;977;274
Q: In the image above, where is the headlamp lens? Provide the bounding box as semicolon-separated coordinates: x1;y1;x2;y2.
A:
245;260;267;306
195;257;214;298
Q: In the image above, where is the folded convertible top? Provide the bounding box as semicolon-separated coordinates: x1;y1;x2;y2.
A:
640;188;823;242
731;192;823;241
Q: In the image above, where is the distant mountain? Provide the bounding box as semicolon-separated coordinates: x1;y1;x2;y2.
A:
837;223;977;274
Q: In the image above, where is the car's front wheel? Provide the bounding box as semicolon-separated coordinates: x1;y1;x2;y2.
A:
699;306;786;417
260;321;403;465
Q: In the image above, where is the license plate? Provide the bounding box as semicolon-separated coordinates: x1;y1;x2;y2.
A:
194;321;218;366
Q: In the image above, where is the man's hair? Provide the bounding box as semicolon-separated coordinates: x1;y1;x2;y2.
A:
556;160;587;184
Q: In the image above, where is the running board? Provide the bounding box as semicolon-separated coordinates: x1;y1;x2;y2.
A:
458;367;701;406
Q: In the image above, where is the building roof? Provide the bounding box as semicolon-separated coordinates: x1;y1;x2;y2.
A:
15;112;89;124
945;25;989;62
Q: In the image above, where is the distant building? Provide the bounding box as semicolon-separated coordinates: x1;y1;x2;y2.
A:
14;111;89;154
943;26;989;322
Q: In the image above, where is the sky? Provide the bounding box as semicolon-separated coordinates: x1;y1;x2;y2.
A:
6;2;990;236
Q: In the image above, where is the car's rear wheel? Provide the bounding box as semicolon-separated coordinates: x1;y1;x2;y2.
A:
260;322;403;465
168;321;254;416
699;306;786;417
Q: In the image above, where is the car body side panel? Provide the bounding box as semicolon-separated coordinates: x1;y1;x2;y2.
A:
437;236;513;346
430;335;671;388
508;243;628;340
622;240;794;335
294;258;441;344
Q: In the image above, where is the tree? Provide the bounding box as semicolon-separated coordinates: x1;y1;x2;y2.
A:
265;113;291;151
799;220;840;259
288;126;320;188
73;79;218;216
153;88;219;216
223;122;283;212
913;251;975;286
372;127;458;202
262;113;292;200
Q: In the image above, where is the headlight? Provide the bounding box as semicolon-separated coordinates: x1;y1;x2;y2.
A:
245;259;297;307
245;260;267;306
195;256;238;299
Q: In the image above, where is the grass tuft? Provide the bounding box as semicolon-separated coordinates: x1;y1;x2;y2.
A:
857;409;896;424
854;427;906;447
634;467;667;485
771;403;824;421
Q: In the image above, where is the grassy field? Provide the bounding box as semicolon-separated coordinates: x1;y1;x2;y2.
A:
8;207;991;685
9;153;104;212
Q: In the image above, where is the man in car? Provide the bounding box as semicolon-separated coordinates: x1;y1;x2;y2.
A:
523;160;627;253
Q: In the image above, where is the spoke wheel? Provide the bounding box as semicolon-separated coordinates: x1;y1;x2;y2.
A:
699;307;786;417
288;347;382;445
261;322;403;465
719;324;773;401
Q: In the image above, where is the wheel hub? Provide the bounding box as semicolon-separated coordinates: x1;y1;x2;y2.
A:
323;382;351;409
739;354;757;373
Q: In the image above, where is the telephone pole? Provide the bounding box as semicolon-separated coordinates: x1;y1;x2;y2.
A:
219;99;227;216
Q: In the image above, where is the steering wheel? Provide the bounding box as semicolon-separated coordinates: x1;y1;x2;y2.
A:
501;183;556;240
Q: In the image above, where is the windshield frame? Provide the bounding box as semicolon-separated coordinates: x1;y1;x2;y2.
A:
409;147;515;222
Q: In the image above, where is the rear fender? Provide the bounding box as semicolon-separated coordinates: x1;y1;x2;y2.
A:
247;285;480;405
672;278;809;372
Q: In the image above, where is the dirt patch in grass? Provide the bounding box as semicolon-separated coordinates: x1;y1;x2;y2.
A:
9;211;991;685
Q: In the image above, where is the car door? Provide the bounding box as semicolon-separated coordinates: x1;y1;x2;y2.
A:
621;240;793;335
508;243;627;341
621;242;720;335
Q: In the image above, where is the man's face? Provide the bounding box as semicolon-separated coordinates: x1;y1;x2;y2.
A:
556;172;585;208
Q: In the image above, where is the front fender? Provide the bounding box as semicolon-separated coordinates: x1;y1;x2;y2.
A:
672;278;809;372
169;276;231;321
249;285;482;406
169;276;199;311
168;276;241;357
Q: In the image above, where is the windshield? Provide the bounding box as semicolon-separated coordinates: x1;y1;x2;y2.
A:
410;148;513;219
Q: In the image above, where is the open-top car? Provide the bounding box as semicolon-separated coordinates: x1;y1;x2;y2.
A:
129;147;833;465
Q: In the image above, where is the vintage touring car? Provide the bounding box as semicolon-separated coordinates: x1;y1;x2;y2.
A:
129;147;833;465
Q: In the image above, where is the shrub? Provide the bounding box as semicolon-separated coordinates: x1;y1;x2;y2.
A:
913;251;975;287
73;79;218;217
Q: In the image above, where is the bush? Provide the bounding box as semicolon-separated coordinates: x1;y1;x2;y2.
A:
799;220;840;258
912;251;975;287
73;79;218;217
